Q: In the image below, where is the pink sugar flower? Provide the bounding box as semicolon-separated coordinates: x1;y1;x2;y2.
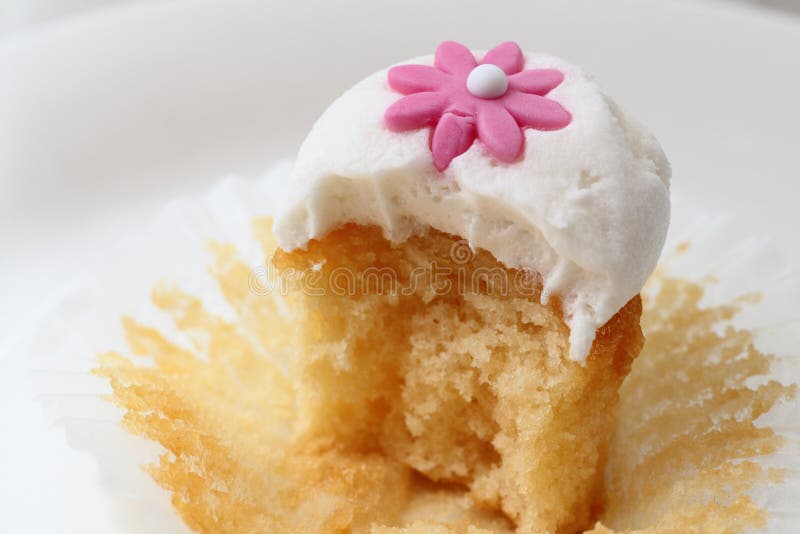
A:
384;41;572;171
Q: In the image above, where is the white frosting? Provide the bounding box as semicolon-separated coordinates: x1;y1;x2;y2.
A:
274;52;671;362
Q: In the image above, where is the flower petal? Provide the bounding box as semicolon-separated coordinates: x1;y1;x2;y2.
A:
503;92;572;130
434;41;477;76
481;41;524;74
476;105;523;162
508;69;564;95
431;113;476;171
384;92;449;131
388;64;448;94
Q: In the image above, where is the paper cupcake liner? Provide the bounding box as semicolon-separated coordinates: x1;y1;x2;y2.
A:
653;194;800;533
25;164;799;533
26;163;292;534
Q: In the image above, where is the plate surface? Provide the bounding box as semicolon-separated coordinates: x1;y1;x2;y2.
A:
0;0;798;532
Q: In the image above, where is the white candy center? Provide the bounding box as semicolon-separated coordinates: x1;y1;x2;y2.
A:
466;64;508;99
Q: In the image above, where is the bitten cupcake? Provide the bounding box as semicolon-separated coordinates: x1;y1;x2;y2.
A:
273;40;670;532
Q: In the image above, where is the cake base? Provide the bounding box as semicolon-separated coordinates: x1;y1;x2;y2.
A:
275;224;643;532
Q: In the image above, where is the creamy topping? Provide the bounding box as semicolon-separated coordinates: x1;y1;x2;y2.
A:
274;49;670;362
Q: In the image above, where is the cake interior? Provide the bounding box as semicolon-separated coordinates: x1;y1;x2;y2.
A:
274;224;643;533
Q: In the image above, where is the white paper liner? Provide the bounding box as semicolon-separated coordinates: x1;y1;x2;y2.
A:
24;165;800;533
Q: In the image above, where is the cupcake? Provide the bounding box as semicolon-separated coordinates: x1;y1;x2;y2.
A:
40;39;796;534
272;41;670;532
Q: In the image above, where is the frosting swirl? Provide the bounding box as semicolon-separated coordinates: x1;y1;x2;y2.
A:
274;46;670;362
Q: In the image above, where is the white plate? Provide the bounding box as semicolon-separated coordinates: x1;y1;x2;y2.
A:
0;0;798;532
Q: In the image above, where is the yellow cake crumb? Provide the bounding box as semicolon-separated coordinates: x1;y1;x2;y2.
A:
275;224;643;533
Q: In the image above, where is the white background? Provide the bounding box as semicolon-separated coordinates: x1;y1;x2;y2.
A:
2;0;798;36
